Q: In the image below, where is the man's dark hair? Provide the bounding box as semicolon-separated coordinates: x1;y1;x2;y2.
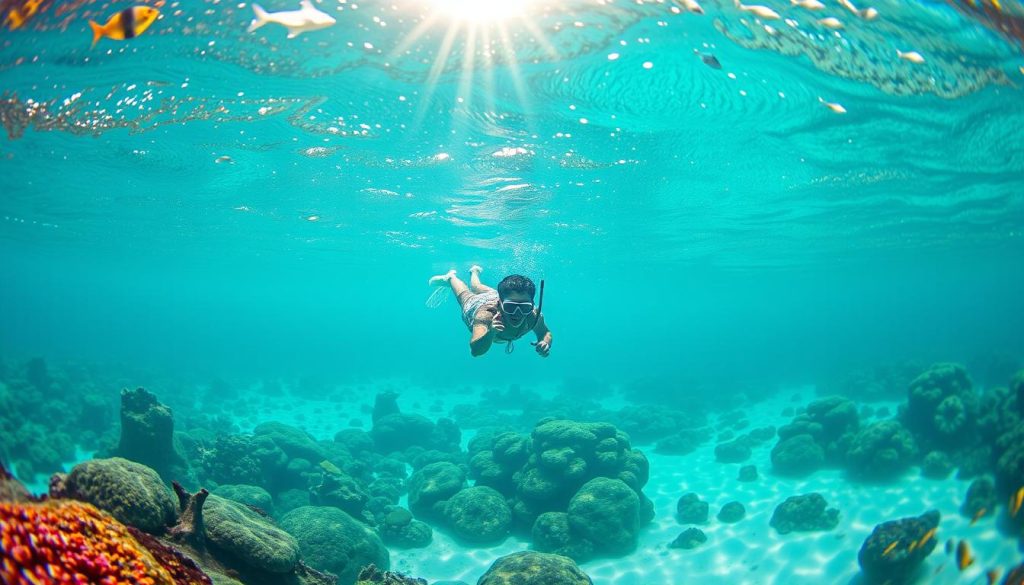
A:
497;274;535;299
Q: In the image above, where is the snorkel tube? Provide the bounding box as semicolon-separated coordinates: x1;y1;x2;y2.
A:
529;279;545;349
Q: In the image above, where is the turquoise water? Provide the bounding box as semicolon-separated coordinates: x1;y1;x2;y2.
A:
2;0;1024;583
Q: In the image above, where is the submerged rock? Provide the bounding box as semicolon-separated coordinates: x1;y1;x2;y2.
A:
443;486;511;544
676;492;709;524
717;501;746;523
669;527;707;550
204;494;300;574
959;477;996;521
56;457;176;534
737;465;758;482
281;505;389;585
477;551;593;585
858;510;940;585
769;493;839;534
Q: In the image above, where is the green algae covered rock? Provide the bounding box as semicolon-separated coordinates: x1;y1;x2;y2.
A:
407;461;466;519
443;486;511;544
771;434;825;476
477;551;592;585
281;505;389;585
61;457;176;534
204;494;300;574
213;484;274;515
566;477;639;556
769;493;839;534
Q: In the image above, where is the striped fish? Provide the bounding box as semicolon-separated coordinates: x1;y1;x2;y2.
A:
89;5;160;48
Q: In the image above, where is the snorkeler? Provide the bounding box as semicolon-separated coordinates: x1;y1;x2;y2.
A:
429;266;552;357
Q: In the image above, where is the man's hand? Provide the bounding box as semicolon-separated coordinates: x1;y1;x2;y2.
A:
533;339;550;357
491;311;505;333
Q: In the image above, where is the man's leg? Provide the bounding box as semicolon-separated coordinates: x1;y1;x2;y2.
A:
469;265;495;293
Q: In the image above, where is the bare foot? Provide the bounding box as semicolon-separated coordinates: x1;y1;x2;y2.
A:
428;269;457;286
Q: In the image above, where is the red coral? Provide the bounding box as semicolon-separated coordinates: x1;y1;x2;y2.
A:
128;526;214;585
0;500;175;585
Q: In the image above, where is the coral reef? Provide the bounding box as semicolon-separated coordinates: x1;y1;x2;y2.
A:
769;494;840;534
845;421;918;480
858;510;940;585
477;551;593;585
0;500;176;584
771;396;858;476
904;363;978;452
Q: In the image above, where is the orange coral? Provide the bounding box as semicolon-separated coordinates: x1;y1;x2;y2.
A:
0;500;175;585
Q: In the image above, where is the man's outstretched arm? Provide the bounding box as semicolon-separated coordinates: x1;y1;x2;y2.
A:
532;313;552;357
470;321;495;357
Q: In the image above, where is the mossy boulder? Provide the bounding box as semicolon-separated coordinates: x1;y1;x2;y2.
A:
380;507;432;548
566;477;639;556
442;486;511;544
846;421;917;480
60;457;176;534
253;421;327;463
669;527;707;550
676;492;709;524
717;501;745;523
477;551;592;585
714;438;751;463
280;506;389;585
771;434;825;476
769;493;840;534
204;494;300;574
920;451;953;480
531;511;594;561
407;461;466;519
213;484;274;515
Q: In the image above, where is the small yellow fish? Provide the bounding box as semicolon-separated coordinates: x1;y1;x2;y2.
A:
4;0;43;30
819;97;846;114
970;507;987;525
908;538;919;553
881;541;899;556
987;568;1001;585
319;460;342;475
819;17;844;29
1019;66;1024;76
860;7;878;20
897;50;925;64
89;6;160;49
956;540;974;571
1011;486;1024;517
990;0;1002;10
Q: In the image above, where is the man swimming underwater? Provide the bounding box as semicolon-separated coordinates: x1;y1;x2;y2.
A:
429;266;552;357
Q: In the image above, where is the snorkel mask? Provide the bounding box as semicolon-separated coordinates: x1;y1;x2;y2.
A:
499;298;534;324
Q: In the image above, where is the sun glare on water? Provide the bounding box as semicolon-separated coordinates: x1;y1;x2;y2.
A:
429;0;535;22
395;0;556;127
